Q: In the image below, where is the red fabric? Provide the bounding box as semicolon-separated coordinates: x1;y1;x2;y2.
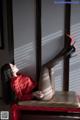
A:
11;74;36;101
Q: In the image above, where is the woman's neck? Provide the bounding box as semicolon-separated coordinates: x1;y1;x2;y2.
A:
13;72;18;77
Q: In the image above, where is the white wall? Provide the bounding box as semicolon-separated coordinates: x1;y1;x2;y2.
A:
42;0;65;91
13;0;36;80
42;0;64;64
13;0;64;85
69;4;80;95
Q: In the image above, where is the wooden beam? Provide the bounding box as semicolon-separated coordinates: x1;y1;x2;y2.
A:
0;0;4;49
6;0;14;64
63;0;71;91
36;0;42;82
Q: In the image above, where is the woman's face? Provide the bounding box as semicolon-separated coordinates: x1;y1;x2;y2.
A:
9;63;19;77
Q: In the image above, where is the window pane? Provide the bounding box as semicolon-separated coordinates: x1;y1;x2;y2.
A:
13;0;36;80
42;0;65;91
70;4;80;95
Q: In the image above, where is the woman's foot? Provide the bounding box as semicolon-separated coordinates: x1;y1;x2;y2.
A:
33;91;44;100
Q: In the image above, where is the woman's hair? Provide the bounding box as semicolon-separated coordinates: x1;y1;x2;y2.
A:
1;63;15;104
1;63;13;80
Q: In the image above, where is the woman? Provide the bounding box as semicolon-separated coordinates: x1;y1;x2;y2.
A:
1;63;44;102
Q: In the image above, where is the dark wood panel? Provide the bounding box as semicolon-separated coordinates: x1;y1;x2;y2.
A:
21;111;80;120
6;0;14;63
63;0;71;91
0;0;4;49
36;0;42;82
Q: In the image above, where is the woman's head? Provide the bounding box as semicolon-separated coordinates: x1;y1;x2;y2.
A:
1;63;19;80
9;63;19;77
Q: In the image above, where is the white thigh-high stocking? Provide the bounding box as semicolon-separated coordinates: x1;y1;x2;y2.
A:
39;67;55;100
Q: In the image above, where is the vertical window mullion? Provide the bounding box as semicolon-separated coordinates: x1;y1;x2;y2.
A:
36;0;42;82
63;0;71;91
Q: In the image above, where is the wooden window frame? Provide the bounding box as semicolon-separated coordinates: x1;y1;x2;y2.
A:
63;0;71;91
0;0;4;49
6;0;71;91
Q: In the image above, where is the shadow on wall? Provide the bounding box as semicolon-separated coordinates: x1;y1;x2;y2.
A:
69;23;80;94
14;30;64;79
14;23;80;94
42;35;64;65
53;23;80;94
19;65;36;81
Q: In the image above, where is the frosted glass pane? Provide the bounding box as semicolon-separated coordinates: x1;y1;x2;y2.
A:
70;4;80;95
13;0;36;80
42;0;64;91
